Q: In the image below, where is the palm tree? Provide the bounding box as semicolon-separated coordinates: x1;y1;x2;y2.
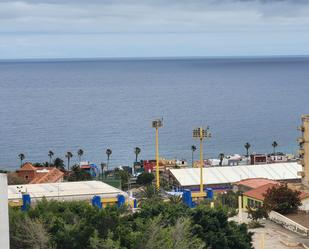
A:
65;151;73;171
133;147;141;176
18;153;25;168
219;153;225;166
134;147;141;163
77;149;84;162
48;150;54;165
191;145;197;167
244;142;251;157
106;149;112;170
272;141;278;154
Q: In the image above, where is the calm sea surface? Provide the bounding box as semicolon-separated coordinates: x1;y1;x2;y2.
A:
1;57;309;170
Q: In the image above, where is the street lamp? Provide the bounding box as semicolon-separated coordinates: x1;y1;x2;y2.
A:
193;126;211;194
152;118;163;189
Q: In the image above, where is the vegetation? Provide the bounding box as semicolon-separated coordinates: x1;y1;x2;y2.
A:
18;153;25;167
244;143;251;157
247;206;268;221
65;152;73;170
136;172;154;186
271;141;278;154
263;184;301;214
114;169;130;189
48;150;54;165
67;165;92;182
77;149;84;162
219;153;224;166
191;145;197;167
9;196;253;249
53;157;65;170
134;147;141;163
106;149;112;170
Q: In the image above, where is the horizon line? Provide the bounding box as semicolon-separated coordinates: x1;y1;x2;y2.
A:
1;54;309;63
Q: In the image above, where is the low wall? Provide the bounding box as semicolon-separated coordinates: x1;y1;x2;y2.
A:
269;211;309;237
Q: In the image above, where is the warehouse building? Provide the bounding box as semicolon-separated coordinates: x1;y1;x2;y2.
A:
169;162;301;190
8;180;127;206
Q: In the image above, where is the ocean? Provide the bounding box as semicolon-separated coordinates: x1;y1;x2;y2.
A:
1;57;309;170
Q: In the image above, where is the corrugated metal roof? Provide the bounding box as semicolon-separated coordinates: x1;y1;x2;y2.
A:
8;180;126;201
169;162;302;187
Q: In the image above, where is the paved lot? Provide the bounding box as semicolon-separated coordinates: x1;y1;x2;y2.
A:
230;213;309;249
250;220;308;249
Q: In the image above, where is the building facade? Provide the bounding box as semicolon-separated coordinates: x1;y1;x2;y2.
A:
0;174;10;249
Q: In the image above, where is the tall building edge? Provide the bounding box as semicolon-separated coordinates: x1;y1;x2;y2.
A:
298;114;309;186
0;173;10;249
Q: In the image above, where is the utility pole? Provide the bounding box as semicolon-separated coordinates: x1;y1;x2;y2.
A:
152;119;163;189
193;126;211;194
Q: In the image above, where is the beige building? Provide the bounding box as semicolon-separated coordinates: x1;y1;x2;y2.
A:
0;174;10;249
298;115;309;186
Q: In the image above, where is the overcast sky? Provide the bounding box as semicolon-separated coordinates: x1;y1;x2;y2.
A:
1;0;309;59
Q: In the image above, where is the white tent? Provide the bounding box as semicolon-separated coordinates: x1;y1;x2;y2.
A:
169;162;301;187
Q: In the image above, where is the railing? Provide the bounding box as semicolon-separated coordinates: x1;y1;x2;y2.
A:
269;211;309;237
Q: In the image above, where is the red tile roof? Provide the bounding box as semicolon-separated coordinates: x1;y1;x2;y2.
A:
243;183;279;201
244;183;309;201
17;162;37;171
30;167;64;184
235;178;278;189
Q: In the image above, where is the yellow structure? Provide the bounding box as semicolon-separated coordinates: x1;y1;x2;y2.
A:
242;195;263;211
298;115;309;186
193;126;211;196
152;119;163;189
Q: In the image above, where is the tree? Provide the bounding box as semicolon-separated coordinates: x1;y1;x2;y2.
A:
114;169;130;190
134;147;141;163
263;184;301;214
272;141;278;154
191;145;197;167
67;165;92;182
18;153;25;168
191;206;253;249
136;172;154;186
219;153;225;166
247;206;268;221
77;149;84;162
65;152;73;171
53;157;65;170
10;210;50;249
106;149;112;170
48;150;54;165
244;143;251;157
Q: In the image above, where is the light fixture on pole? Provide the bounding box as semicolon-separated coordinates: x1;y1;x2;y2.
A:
152;118;163;189
193;126;211;194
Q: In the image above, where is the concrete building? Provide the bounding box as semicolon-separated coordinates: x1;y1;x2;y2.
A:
0;174;10;249
298;114;309;186
169;162;301;190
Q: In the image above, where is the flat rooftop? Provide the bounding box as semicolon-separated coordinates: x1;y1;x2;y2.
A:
170;162;301;187
8;180;126;201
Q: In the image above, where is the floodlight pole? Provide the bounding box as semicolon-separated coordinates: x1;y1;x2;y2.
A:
193;127;211;194
152;119;163;189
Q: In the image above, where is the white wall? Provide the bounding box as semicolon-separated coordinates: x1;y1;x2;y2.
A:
0;174;10;249
300;198;309;211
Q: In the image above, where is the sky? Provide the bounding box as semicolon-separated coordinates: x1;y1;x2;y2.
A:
1;0;309;59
